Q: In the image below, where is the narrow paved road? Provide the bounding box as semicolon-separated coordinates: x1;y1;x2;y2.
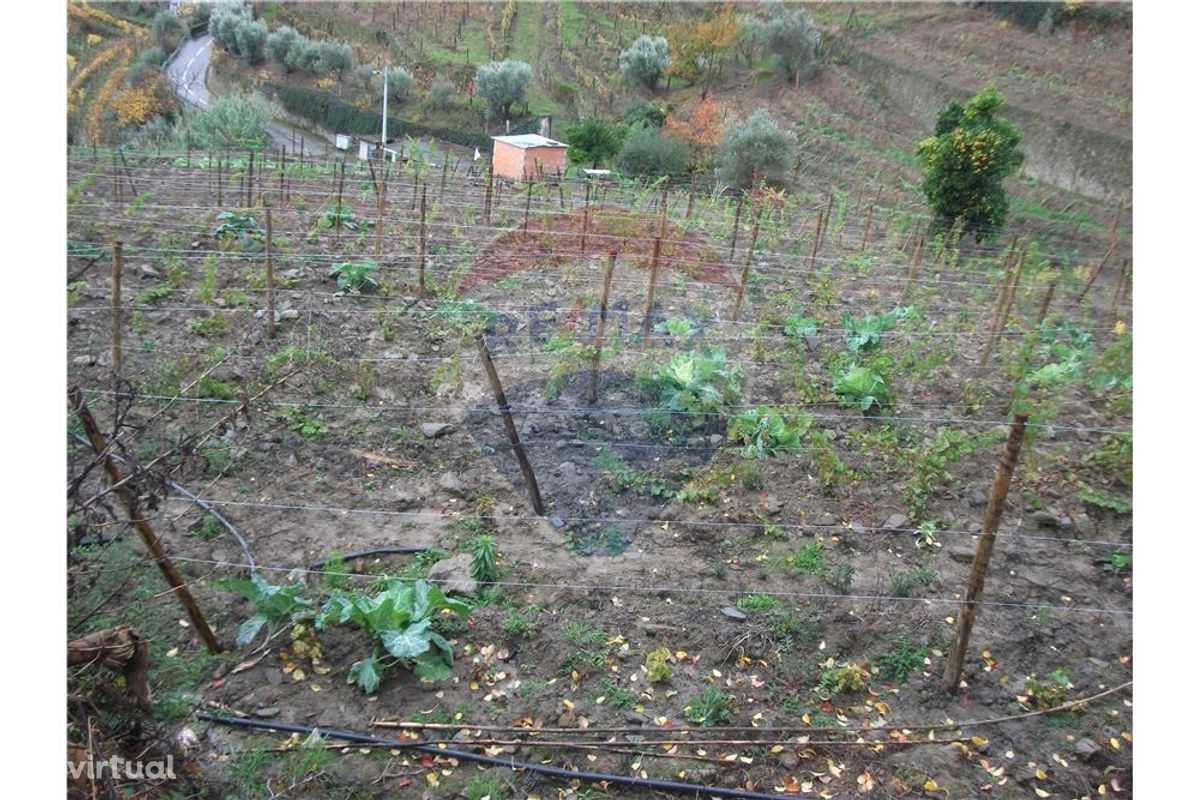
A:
165;34;330;156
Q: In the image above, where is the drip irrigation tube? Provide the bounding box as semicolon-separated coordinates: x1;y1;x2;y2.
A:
308;546;426;572
196;713;790;800
70;433;257;575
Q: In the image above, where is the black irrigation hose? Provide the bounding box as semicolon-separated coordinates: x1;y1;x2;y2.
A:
308;547;426;573
196;713;789;800
70;433;258;575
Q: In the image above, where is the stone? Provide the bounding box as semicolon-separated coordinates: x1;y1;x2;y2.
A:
264;669;283;686
72;355;96;367
720;606;748;621
624;711;650;725
137;264;160;278
949;545;976;564
850;521;867;535
548;515;565;529
278;309;299;321
437;472;467;497
1074;737;1102;762
1073;512;1097;537
427;553;478;595
420;422;453;439
254;707;280;718
709;434;724;447
1032;510;1061;528
969;489;988;507
557;461;577;476
882;513;908;530
814;513;837;527
760;495;785;516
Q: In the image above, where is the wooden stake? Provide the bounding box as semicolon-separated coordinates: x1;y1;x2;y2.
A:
1035;276;1058;326
247;150;255;206
265;207;276;339
1077;239;1116;304
981;248;1025;366
185;133;191;168
69;388;223;654
277;146;285;203
418;185;428;294
440;157;449;200
580;182;591;254
641;209;668;334
685;175;696;221
728;193;744;258
375;169;387;267
111;241;123;377
588;251;617;404
807;211;824;271
335;160;346;244
733;210;761;321
859;202;875;252
904;235;926;299
941;414;1029;693
484;169;494;226
474;335;545;515
216;156;223;207
523;180;533;231
1109;259;1130;319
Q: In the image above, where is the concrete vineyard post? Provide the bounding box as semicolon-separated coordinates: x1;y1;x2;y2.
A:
941;414;1029;693
588;251;617;405
70;388;223;654
475;335;545;515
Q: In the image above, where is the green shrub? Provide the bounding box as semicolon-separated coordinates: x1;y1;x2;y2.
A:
874;634;929;684
789;541;824;575
616;124;691;180
891;565;935;598
685;687;732;726
646;647;673;682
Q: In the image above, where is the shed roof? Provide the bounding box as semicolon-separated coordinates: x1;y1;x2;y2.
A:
492;134;568;149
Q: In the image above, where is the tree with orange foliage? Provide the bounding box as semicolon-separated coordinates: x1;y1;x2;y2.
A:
662;95;723;171
665;4;739;89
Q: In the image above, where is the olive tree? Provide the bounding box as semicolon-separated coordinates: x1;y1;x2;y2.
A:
475;60;532;120
619;35;671;92
714;109;797;188
762;3;821;83
152;10;187;53
385;66;414;102
266;26;300;70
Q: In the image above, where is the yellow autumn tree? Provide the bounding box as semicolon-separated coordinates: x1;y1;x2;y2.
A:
665;4;739;88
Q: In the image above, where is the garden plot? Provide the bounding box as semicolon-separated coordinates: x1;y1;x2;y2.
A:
67;150;1132;798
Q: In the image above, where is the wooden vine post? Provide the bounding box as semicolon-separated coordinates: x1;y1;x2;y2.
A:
216;155;223;207
904;235;926;300
733;208;761;321
523;180;534;231
247;150;255;207
859;200;875;252
807;211;825;271
111;241;123;377
580;182;591;254
980;245;1024;366
375;169;387;267
474;335;545;515
484;169;494;225
588;251;617;405
1036;275;1058;326
277;146;285;202
685;174;697;221
641;207;668;335
418;184;428;294
728;192;744;258
69;388;223;654
941;414;1029;693
335;160;346;244
265;206;276;339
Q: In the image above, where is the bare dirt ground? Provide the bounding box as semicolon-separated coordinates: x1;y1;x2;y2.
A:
67;146;1132;798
